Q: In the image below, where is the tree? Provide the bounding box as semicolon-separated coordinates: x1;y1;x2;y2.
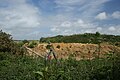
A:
0;30;21;54
0;30;13;52
95;32;100;37
22;39;29;44
39;37;46;43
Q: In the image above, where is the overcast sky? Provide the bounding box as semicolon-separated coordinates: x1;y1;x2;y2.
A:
0;0;120;40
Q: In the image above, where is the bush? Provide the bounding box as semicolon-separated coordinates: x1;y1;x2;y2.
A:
113;54;120;80
0;30;23;54
89;66;113;80
17;41;24;47
0;30;24;55
28;41;37;48
0;30;13;52
28;43;34;48
46;44;52;49
22;40;29;44
0;51;119;80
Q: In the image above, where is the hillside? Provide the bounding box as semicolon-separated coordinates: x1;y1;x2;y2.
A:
26;32;120;60
39;32;120;44
29;43;120;60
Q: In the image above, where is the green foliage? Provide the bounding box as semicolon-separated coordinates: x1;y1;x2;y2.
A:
28;43;34;48
34;67;50;80
46;45;52;49
0;51;120;80
0;30;23;54
95;32;101;37
39;32;120;44
0;52;44;80
28;41;37;48
0;30;13;52
22;39;29;44
89;66;113;80
17;41;24;47
113;54;120;80
1;30;120;80
40;37;46;43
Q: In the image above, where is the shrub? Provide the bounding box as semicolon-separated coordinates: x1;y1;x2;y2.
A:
46;45;52;49
89;66;113;80
0;30;13;52
17;41;24;47
22;40;29;44
28;43;34;48
28;41;37;48
0;30;24;55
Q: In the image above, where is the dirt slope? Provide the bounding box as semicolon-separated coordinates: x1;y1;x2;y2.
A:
31;43;120;60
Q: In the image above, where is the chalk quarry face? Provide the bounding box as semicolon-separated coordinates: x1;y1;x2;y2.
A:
31;43;120;60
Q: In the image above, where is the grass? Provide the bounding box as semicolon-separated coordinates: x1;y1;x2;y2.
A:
0;52;117;80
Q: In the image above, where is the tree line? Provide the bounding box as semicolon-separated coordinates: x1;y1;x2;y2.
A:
40;32;120;44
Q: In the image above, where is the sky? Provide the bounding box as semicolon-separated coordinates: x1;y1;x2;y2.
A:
0;0;120;40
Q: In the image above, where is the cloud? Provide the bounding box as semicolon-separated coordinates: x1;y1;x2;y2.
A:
50;19;100;35
95;11;120;20
50;0;113;35
0;0;42;39
101;25;120;35
50;17;120;35
60;21;72;27
112;11;120;19
54;0;110;19
95;12;107;20
0;0;119;39
50;27;60;33
108;26;116;31
96;27;102;31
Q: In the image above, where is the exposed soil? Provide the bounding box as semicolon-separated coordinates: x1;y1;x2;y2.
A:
30;43;120;60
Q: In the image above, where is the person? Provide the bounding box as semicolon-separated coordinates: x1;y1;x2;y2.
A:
46;41;57;61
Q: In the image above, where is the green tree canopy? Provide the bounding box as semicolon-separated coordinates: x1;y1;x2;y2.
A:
0;30;21;54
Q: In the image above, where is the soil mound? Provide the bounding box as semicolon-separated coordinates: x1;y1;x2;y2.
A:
31;43;120;60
